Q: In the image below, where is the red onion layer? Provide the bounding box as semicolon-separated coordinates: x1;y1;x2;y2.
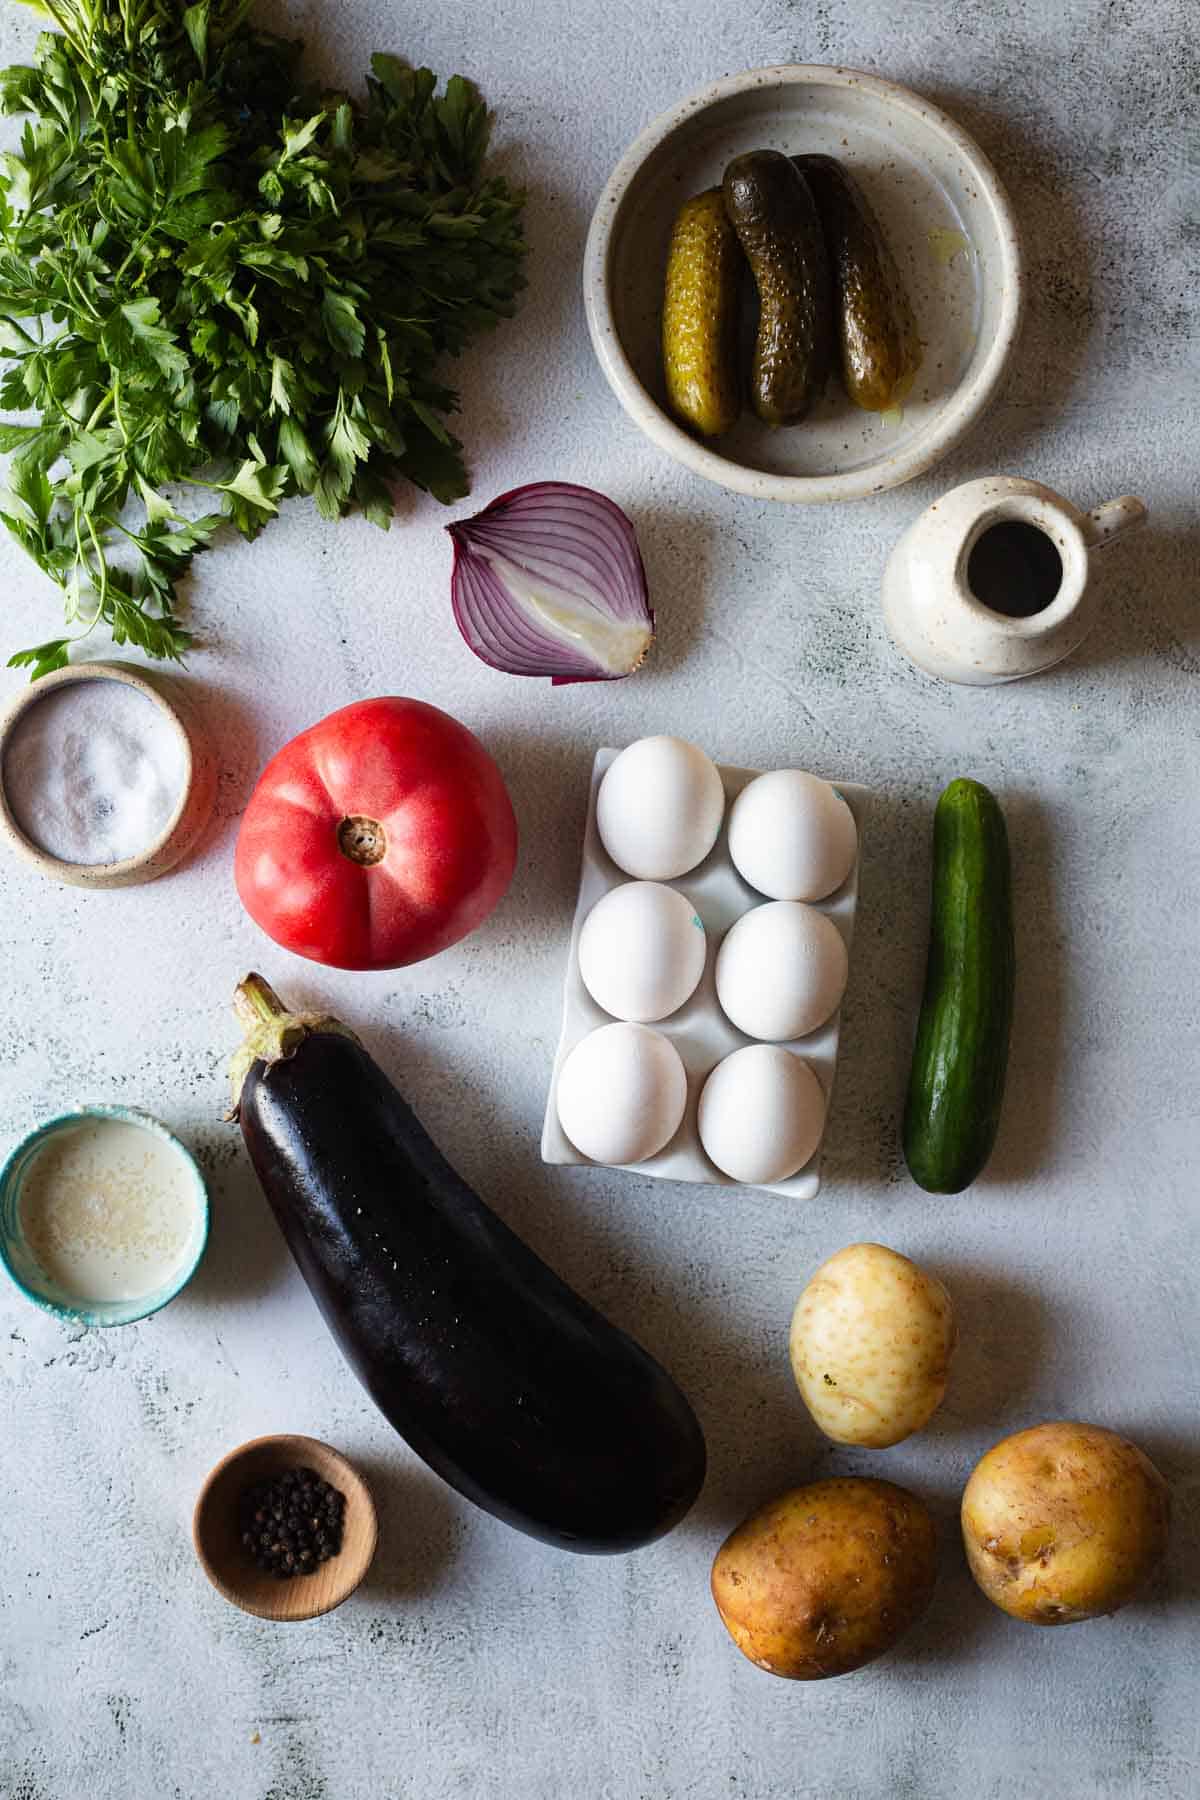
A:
447;482;654;685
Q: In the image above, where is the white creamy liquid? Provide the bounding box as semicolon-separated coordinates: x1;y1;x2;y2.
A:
20;1119;197;1303
2;680;187;865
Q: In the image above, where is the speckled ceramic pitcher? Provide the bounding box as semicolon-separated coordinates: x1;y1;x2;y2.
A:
882;476;1148;685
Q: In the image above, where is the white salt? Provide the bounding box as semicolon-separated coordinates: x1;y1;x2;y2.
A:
2;679;188;865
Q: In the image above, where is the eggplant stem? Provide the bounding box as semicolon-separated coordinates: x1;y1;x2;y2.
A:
233;972;291;1030
227;974;359;1121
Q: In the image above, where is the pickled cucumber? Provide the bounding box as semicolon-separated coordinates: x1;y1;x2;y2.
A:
722;151;832;427
661;189;741;439
794;155;921;413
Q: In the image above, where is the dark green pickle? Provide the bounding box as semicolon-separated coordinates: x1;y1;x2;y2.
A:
721;151;833;426
794;154;921;413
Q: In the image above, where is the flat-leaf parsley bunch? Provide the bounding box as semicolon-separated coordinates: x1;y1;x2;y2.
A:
0;0;526;674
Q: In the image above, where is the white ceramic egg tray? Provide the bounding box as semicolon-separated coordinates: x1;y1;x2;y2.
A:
540;749;869;1198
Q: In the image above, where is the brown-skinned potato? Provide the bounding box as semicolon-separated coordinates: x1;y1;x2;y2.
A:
961;1421;1170;1625
711;1477;937;1679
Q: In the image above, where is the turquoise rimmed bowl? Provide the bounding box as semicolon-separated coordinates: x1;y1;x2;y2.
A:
0;1105;209;1327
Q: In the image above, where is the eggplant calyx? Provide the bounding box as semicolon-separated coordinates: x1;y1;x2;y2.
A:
226;972;359;1119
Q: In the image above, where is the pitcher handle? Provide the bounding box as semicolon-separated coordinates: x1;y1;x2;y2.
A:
1081;495;1148;549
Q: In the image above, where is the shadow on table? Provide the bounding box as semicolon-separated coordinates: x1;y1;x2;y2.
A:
908;81;1097;474
819;779;931;1192
420;142;593;482
474;720;598;946
134;673;262;879
1127;1430;1200;1619
353;1454;466;1603
824;780;1069;1194
981;792;1065;1186
181;1129;294;1306
927;1263;1054;1434
1038;517;1200;683
885;1479;998;1671
193;674;265;842
632;504;719;680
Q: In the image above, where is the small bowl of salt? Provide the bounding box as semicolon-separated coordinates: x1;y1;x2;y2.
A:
0;661;216;887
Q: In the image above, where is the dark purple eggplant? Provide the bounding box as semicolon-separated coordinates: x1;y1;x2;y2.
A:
229;976;706;1553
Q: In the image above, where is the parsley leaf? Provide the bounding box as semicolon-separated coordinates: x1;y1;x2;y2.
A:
0;0;526;672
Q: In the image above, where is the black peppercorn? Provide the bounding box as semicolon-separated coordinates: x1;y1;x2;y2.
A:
238;1468;347;1579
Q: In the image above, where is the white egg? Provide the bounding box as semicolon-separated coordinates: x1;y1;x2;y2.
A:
698;1045;827;1185
728;768;858;901
716;900;848;1041
578;881;707;1022
556;1022;688;1166
596;736;725;880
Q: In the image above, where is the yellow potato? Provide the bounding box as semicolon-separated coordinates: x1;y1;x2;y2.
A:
711;1477;937;1679
961;1420;1170;1625
789;1242;956;1447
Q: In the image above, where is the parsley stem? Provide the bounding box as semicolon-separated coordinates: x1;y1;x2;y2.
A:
113;225;161;288
85;512;110;618
71;584;108;639
56;265;102;323
69;510;90;619
84;393;114;433
112;374;130;445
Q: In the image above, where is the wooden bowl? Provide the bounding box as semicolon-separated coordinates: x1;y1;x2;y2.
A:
0;660;217;888
193;1434;378;1622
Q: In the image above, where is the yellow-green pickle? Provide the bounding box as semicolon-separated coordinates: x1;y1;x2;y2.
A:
661;188;741;438
795;154;922;412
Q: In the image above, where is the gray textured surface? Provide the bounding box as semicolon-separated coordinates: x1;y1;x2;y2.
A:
0;0;1197;1795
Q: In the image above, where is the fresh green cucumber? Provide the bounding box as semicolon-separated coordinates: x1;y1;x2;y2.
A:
903;779;1014;1193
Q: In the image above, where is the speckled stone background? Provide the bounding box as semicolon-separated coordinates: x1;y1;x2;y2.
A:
0;0;1197;1795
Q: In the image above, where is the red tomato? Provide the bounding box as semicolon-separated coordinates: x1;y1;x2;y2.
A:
235;698;518;971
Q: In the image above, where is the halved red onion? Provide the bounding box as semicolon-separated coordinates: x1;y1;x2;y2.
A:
447;482;654;684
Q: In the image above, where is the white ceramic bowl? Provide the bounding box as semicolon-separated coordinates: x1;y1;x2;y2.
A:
583;64;1023;503
0;1105;209;1327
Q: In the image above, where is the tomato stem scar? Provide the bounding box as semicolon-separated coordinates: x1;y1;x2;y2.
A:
337;815;388;866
